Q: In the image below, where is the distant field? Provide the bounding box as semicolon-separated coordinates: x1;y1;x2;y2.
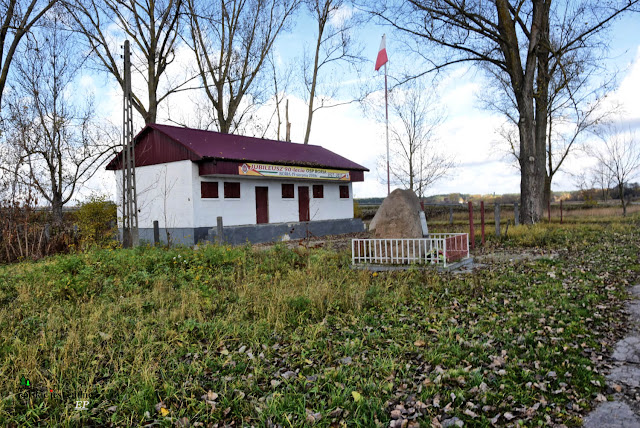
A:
1;218;639;426
359;201;640;228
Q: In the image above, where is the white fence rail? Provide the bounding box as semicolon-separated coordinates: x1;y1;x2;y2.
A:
351;233;469;268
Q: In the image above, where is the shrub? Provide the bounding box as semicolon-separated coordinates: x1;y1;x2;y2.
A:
74;195;117;249
0;189;76;263
353;201;362;218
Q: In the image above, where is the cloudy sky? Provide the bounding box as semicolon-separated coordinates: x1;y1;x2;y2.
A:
83;7;640;201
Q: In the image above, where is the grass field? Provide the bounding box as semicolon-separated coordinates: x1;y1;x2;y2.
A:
422;202;640;226
1;218;639;426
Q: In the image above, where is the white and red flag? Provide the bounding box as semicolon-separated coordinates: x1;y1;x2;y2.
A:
374;34;388;71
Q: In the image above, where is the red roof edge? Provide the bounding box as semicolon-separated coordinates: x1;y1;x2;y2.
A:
107;123;369;172
106;124;205;170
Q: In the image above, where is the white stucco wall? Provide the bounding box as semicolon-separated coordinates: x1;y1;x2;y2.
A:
194;177;354;227
114;160;197;228
115;161;355;228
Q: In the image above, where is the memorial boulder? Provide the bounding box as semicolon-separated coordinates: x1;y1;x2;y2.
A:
369;189;424;238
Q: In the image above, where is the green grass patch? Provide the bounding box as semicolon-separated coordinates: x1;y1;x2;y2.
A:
0;221;638;426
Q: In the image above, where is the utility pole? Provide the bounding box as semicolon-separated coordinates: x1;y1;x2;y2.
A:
122;40;139;247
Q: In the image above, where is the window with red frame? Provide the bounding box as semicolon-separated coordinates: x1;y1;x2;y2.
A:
201;182;219;198
224;182;240;198
313;184;324;198
339;185;349;199
282;183;294;198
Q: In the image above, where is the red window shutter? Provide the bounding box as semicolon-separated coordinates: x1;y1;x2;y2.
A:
282;183;294;198
224;182;241;198
201;182;219;198
313;184;324;198
339;185;349;199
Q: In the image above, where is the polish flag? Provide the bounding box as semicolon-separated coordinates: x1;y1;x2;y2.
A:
374;35;388;71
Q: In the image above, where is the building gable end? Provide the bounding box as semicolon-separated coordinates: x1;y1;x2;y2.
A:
106;128;201;170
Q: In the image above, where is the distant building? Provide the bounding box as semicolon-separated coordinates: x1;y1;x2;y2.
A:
106;124;368;244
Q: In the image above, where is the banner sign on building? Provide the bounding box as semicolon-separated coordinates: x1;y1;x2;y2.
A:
239;163;350;181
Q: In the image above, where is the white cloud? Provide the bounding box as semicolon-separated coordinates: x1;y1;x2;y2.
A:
609;46;640;127
328;4;354;28
84;37;640;204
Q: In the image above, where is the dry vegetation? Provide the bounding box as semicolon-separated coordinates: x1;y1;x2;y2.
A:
0;216;639;426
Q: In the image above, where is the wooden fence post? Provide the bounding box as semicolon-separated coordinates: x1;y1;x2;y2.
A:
560;200;563;224
514;202;519;226
495;204;501;237
480;201;485;246
449;207;454;226
216;216;224;244
153;220;159;245
468;202;475;250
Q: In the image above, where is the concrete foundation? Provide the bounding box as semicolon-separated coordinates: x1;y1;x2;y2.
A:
127;218;365;246
131;227;210;246
207;218;365;245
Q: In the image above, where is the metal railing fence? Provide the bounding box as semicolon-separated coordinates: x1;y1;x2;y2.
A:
351;233;469;268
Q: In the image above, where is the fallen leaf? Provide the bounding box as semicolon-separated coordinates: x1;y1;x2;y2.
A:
352;391;362;402
463;409;478;418
390;409;403;419
340;356;353;365
281;370;296;379
201;391;218;402
329;407;343;418
305;408;322;424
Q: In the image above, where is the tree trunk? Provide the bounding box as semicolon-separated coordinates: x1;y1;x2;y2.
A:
217;97;232;133
619;183;626;217
497;0;549;225
303;9;326;145
519;156;545;224
543;174;551;208
285;99;291;142
517;102;546;224
146;9;158;125
145;87;158;124
52;195;64;227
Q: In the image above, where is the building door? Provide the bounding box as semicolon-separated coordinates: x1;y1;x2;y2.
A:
298;186;310;222
255;186;269;224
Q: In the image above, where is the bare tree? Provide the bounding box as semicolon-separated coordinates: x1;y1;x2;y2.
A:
4;14;116;224
259;51;294;140
572;162;613;203
483;42;618;206
185;0;299;134
0;0;58;109
369;0;638;223
589;125;640;216
590;161;614;202
269;53;286;140
376;80;454;198
66;0;185;124
301;0;363;143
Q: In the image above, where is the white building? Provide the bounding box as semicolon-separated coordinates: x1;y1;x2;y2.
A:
106;124;368;244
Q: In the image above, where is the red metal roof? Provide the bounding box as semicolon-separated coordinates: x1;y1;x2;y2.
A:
106;124;368;172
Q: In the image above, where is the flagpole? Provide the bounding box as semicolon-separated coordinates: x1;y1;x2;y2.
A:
384;62;390;196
